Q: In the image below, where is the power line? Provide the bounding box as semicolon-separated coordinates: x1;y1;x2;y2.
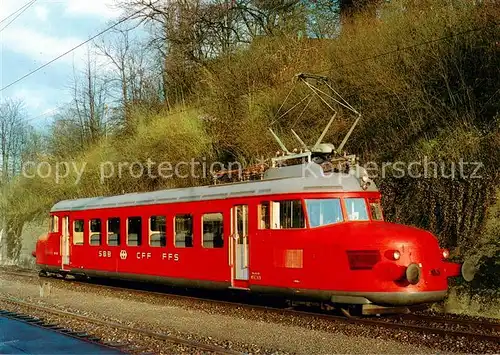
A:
0;2;157;93
211;21;500;109
25;106;63;123
0;0;35;27
317;22;499;75
25;18;498;123
0;0;37;33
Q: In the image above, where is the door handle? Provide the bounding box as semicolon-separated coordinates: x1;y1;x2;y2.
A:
243;234;248;268
228;234;233;266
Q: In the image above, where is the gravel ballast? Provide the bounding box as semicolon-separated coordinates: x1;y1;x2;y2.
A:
0;273;435;354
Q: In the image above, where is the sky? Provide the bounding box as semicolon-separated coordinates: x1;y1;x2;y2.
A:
0;0;124;128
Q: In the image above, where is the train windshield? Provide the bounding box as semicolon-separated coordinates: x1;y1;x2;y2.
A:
344;198;370;221
305;199;344;227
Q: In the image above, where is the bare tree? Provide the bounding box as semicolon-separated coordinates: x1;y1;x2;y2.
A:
20;127;44;164
119;0;304;48
113;0;306;107
0;98;30;261
0;99;28;183
48;49;111;159
68;50;110;147
94;26;160;118
95;28;133;113
106;0;371;110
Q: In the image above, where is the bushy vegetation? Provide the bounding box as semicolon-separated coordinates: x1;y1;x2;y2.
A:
1;0;499;304
195;0;500;281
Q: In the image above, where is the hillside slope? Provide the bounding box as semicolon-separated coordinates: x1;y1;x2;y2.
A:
2;0;499;300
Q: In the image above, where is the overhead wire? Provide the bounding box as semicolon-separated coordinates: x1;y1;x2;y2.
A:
21;13;498;123
0;1;158;93
0;0;36;27
247;21;499;106
317;22;499;76
0;0;37;33
239;21;500;127
25;106;64;123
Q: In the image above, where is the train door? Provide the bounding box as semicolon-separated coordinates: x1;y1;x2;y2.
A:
231;205;249;286
61;215;70;270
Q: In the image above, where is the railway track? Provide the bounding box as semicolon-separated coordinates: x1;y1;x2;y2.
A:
398;312;500;332
283;306;500;344
2;267;500;346
0;294;243;355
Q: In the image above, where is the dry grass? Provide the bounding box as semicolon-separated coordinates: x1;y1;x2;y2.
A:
3;107;212;259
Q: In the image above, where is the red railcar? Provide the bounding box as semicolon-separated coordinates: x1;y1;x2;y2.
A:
34;74;469;313
34;158;464;312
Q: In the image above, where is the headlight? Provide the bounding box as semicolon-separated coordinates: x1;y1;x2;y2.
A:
384;250;401;261
442;249;449;259
393;250;401;260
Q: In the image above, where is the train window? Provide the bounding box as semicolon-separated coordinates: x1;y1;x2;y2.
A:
202;213;223;248
89;219;101;246
369;200;384;221
305;199;343;227
50;215;59;233
127;217;142;246
174;214;193;248
73;219;84;245
344;198;370;221
149;216;166;247
107;217;120;246
271;200;305;229
258;202;270;229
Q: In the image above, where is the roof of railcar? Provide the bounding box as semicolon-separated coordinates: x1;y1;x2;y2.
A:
50;163;378;212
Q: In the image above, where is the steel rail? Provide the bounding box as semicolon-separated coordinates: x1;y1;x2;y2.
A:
44;276;500;343
2;268;500;344
398;313;500;332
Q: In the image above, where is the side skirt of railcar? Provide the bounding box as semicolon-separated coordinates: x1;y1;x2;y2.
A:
251;285;447;306
38;265;231;290
38;265;447;307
